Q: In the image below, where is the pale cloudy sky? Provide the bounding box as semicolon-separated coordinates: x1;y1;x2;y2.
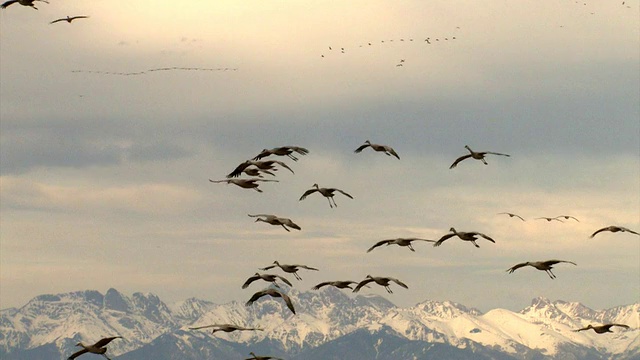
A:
1;0;638;312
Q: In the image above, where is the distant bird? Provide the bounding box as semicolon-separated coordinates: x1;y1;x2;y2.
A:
252;146;309;161
590;226;639;238
246;289;296;315
354;140;400;159
312;280;359;290
353;275;408;294
555;215;580;222
242;273;293;289
227;160;294;178
498;212;525;221
67;336;121;360
189;324;262;334
50;15;89;24
367;238;435;252
433;227;495;248
248;214;301;232
536;217;564;222
260;261;318;280
573;324;630;334
246;352;284;360
449;145;510;169
299;183;353;208
209;178;278;193
506;260;576;279
1;0;48;10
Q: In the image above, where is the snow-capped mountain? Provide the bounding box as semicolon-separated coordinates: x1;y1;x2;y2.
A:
0;288;638;359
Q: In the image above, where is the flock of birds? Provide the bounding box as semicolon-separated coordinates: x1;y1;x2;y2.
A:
3;1;637;359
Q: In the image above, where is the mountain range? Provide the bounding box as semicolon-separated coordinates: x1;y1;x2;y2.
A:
0;288;638;359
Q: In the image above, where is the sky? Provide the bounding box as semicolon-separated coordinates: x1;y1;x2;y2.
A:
1;0;639;313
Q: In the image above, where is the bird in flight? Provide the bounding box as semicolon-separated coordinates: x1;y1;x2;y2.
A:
248;214;301;232
590;226;639;238
354;140;400;159
67;336;122;360
449;145;510;169
433;227;495;248
209;178;278;193
242;273;293;289
246;289;296;315
1;0;47;9
260;261;319;280
536;217;564;222
498;212;525;221
299;183;353;208
506;260;576;279
312;280;360;290
367;238;435;252
50;15;89;24
252;146;309;162
573;323;630;334
555;215;579;222
353;275;408;294
227;160;294;178
245;352;284;360
188;324;262;335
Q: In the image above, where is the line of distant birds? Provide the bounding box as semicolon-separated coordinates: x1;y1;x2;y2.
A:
71;67;239;76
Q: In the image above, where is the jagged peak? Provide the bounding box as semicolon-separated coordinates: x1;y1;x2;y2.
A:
413;299;482;318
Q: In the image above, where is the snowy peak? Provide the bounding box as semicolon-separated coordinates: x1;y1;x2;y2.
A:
413;299;482;319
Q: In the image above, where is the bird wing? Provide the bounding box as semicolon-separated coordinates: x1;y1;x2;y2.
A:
290;146;309;155
67;348;89;360
473;232;495;243
385;146;400;159
621;227;640;235
449;154;472;169
389;277;409;289
589;227;609;238
71;15;89;20
252;149;273;161
93;336;122;348
610;324;630;329
299;188;318;200
275;275;293;286
259;265;277;271
484;152;510;157
279;292;296;314
409;238;436;243
367;239;391;252
311;282;330;290
1;0;18;8
335;189;354;199
353;278;374;292
189;324;220;330
281;219;301;230
295;264;319;271
354;143;370;153
209;179;230;184
271;160;294;174
573;326;589;332
543;260;577;266
506;262;530;273
246;290;268;306
226;161;250;178
254;179;279;183
50;18;65;24
433;233;456;247
242;275;260;289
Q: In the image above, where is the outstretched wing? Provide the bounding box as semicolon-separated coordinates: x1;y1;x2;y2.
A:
189;324;219;330
620;227;640;236
245;290;267;306
294;264;319;271
259;265;277;271
93;336;122;348
590;227;609;238
275;275;293;287
289;146;309;155
67;348;89;360
252;149;272;161
433;233;456;247
279;292;296;314
311;281;331;290
449;154;472;169
609;324;630;329
485;152;510;157
385;146;400;159
472;232;495;243
242;275;260;289
299;188;318;200
367;239;391;252
271;160;294;174
1;0;19;9
226;161;250;178
352;278;374;292
543;259;576;266
50;18;65;24
354;143;370;153
335;189;353;199
389;277;409;289
506;262;529;274
573;326;589;332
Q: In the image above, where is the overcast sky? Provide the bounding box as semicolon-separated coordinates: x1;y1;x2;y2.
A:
1;0;638;313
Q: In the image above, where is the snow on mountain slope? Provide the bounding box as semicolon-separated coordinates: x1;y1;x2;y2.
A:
1;288;637;359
